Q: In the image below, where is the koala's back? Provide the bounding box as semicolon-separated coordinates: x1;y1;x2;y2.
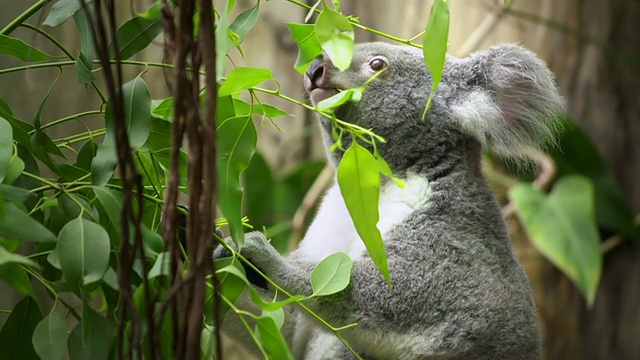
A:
293;169;540;360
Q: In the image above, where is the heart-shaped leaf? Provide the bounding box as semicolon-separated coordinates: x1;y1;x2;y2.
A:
510;175;602;306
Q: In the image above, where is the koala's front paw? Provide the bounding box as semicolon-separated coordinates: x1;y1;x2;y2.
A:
213;232;279;290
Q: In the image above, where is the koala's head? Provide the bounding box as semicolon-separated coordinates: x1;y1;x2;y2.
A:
303;42;565;177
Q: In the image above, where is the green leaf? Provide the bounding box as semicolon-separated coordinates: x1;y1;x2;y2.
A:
422;0;450;116
219;67;272;96
255;316;294;360
75;52;95;84
0;184;31;203
317;88;362;111
67;308;109;360
310;252;353;296
249;287;305;311
286;23;323;73
550;119;638;237
216;115;256;247
233;99;289;119
148;252;170;279
0;35;53;62
31;131;65;160
43;0;87;27
337;142;391;286
57;218;111;290
207;259;248;323
228;4;260;48
32;311;68;360
3;151;25;185
0;117;12;182
0;246;39;268
151;97;174;121
73;5;94;60
215;0;233;79
510;175;602;306
121;76;152;148
314;8;354;71
0;263;34;296
92;75;151;185
375;155;405;188
1;114;59;175
109;14;163;60
244;152;275;228
0;296;43;360
0;202;56;242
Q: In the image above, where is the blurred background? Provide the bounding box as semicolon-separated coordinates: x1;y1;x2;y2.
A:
1;0;639;359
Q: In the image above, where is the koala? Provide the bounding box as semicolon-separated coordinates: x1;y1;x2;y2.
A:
216;42;564;359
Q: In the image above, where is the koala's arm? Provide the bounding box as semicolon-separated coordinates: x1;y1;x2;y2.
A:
233;226;532;359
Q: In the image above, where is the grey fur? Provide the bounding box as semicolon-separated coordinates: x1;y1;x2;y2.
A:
216;42;565;359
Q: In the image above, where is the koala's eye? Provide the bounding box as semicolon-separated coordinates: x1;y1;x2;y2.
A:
368;56;388;71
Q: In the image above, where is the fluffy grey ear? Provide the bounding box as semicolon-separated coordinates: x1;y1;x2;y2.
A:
446;44;565;156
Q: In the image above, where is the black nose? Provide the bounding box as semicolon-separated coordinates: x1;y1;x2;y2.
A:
306;58;325;87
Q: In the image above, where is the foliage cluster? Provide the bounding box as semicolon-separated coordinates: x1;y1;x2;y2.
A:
0;0;636;359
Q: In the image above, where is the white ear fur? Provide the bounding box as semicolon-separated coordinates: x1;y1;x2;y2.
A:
449;44;565;157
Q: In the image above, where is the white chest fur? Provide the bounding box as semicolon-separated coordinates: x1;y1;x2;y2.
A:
294;173;433;262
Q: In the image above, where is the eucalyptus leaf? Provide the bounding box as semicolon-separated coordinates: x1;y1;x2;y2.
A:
0;202;56;242
0;296;43;360
0;263;34;296
255;316;294;360
217;115;256;247
550;119;638;237
0;35;53;62
314;8;354;71
67;308;109;360
219;67;272;96
92;75;151;186
422;0;450;115
57;218;110;290
228;4;261;49
0;117;12;182
110;14;163;60
310;252;353;296
249;287;305;311
32;311;68;360
317;88;362;111
3;153;24;185
337;142;391;286
43;0;89;27
286;23;323;73
510;175;602;306
0;246;39;268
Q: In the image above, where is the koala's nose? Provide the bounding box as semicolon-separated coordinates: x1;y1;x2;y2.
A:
305;58;325;90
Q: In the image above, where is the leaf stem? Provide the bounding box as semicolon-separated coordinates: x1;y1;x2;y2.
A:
30;110;104;133
285;0;421;47
19;23;108;103
0;0;52;35
22;266;81;321
218;239;361;359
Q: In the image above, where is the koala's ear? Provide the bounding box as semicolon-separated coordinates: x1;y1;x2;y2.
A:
446;44;565;156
